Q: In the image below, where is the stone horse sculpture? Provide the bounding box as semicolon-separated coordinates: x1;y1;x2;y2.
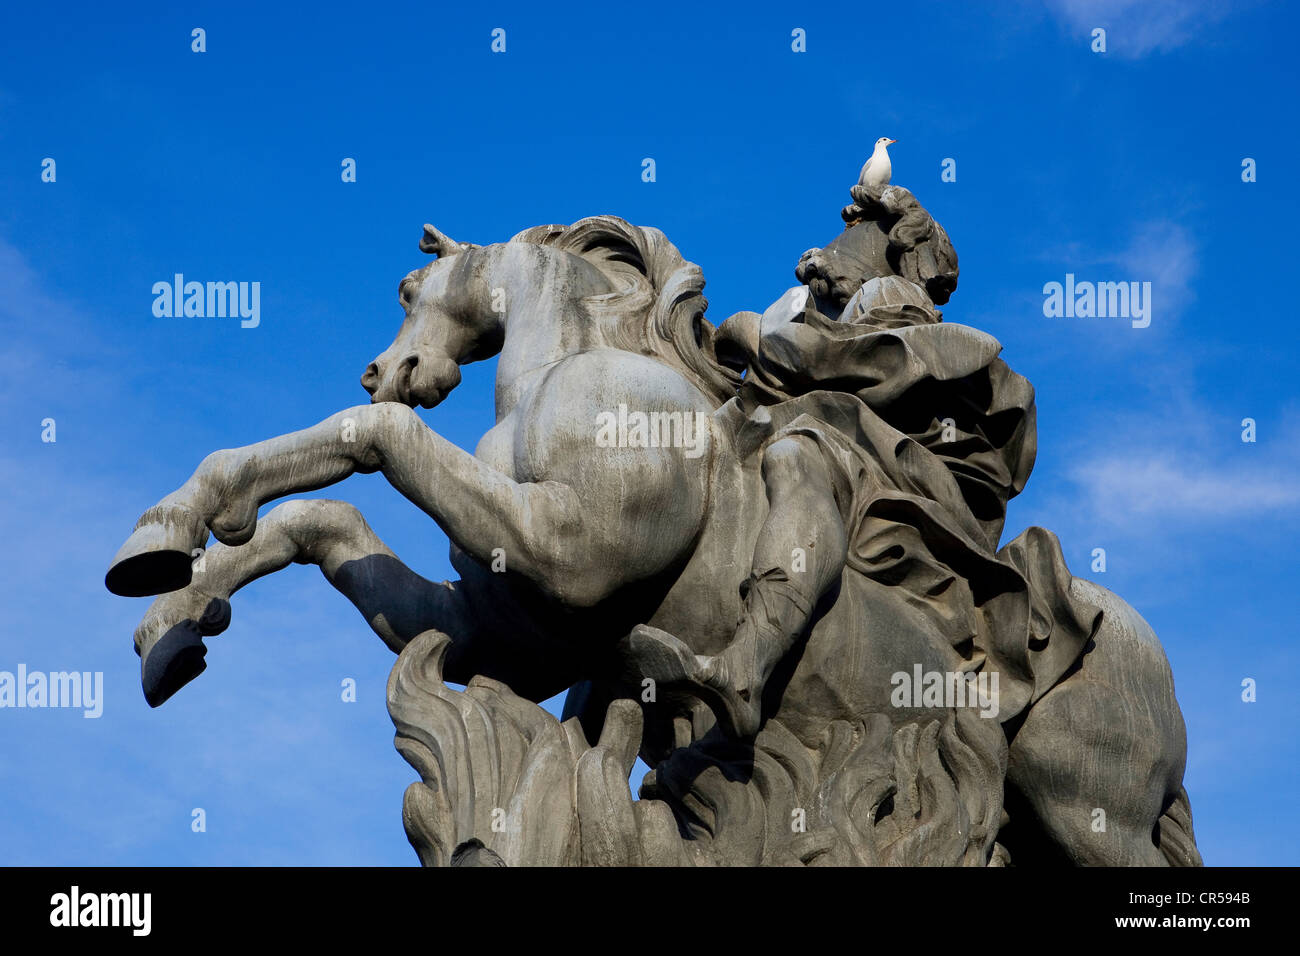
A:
107;179;1202;867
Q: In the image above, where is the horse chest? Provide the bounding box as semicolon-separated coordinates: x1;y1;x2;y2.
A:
473;417;523;480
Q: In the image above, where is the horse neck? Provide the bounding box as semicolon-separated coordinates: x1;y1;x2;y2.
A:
485;244;614;417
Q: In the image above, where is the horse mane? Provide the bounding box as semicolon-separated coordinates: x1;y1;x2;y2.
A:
508;216;740;404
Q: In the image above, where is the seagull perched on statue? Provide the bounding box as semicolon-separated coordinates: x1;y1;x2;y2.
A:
858;137;896;187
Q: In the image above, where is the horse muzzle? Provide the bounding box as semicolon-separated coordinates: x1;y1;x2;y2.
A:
362;353;460;408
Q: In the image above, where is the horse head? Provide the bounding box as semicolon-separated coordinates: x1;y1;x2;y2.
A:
361;217;740;412
361;224;502;408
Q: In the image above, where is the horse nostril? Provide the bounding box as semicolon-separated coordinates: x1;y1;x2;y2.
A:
389;354;418;398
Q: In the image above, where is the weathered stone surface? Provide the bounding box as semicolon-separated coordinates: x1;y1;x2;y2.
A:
107;175;1200;867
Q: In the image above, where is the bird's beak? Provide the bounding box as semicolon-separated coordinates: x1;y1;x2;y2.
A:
888;139;898;145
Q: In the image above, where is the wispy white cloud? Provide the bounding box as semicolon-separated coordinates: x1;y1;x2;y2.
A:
0;238;131;407
1071;451;1300;519
1105;220;1198;320
1043;0;1247;58
1012;394;1300;621
1056;385;1300;531
1036;219;1198;324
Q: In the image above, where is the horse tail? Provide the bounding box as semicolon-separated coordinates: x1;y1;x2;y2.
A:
1156;786;1203;867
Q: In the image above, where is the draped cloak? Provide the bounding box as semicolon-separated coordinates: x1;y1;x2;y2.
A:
713;297;1100;724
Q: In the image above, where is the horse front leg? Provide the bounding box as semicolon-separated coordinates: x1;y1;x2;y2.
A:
108;405;398;597
134;496;473;706
108;401;622;610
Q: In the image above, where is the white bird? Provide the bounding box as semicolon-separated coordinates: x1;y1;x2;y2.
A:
858;137;897;187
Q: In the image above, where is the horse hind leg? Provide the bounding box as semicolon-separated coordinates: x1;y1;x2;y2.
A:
1004;583;1196;866
134;498;464;706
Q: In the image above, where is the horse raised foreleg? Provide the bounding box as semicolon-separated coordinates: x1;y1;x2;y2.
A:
134;496;469;706
108;401;626;609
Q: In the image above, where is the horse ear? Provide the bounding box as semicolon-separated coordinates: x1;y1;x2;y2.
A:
420;224;477;258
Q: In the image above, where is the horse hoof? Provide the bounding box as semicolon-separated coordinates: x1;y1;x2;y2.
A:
141;621;208;707
106;506;208;597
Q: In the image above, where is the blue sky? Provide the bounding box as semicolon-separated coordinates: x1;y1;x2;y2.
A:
1;0;1296;865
